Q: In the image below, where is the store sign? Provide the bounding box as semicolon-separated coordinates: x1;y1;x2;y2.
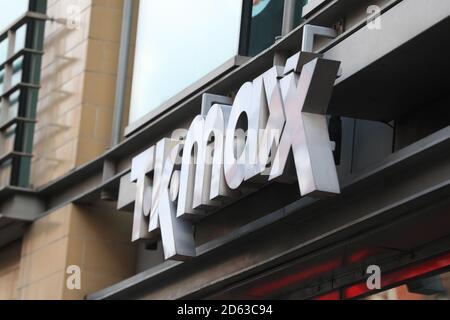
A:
118;53;341;261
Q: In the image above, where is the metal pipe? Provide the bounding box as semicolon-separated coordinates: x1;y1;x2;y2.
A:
111;0;133;146
281;0;297;36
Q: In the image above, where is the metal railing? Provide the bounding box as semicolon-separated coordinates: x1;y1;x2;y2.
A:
0;9;47;188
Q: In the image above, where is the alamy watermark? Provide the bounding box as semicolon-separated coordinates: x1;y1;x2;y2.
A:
66;265;81;290
366;265;382;290
367;5;382;30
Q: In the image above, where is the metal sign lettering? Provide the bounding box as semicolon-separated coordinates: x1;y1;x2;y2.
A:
119;50;341;261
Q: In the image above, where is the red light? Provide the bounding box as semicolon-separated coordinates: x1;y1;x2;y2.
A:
313;291;341;300
346;248;379;264
247;258;342;297
344;283;371;299
243;251;450;300
344;252;450;299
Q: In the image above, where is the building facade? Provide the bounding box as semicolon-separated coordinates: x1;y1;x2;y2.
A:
0;0;449;300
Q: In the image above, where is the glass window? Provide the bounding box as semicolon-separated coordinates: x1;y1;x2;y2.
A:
0;0;29;31
0;0;29;92
129;0;244;124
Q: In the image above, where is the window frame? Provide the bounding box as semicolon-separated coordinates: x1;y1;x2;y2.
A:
125;0;304;137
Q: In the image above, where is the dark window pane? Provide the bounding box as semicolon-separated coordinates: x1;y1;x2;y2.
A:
248;0;285;56
294;0;308;27
247;0;307;57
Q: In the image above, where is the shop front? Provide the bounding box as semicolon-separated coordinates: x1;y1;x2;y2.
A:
89;0;450;300
0;0;449;300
